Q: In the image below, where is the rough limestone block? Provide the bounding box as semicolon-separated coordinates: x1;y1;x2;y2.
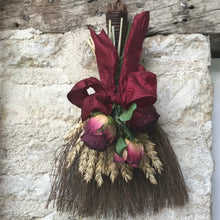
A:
0;28;213;220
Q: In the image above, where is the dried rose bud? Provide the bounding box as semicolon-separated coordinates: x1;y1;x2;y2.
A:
81;114;117;151
114;139;144;167
127;106;159;133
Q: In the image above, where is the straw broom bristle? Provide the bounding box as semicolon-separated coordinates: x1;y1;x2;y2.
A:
47;123;188;218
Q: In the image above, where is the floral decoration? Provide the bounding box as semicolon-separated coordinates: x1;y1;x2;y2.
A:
67;11;159;167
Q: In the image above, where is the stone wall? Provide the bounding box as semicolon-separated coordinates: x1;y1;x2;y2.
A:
0;28;213;219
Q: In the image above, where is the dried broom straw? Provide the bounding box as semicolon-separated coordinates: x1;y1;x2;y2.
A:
47;124;188;218
47;94;188;218
47;121;188;218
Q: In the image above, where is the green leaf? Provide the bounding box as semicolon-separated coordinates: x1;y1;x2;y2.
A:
119;103;137;122
119;123;135;141
125;22;132;45
116;137;127;156
115;22;132;86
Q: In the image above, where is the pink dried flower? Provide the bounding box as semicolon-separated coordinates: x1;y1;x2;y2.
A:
114;139;144;167
81;114;117;151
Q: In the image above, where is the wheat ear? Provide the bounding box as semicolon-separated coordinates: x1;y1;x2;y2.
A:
120;163;133;182
145;139;163;174
106;146;119;183
66;139;84;169
140;153;157;185
64;119;84;142
95;152;106;187
84;149;98;183
78;146;90;175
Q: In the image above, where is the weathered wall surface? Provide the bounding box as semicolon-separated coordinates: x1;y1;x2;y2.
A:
1;0;220;57
0;28;213;219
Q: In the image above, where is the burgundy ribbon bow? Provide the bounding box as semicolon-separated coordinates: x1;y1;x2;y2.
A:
67;11;157;121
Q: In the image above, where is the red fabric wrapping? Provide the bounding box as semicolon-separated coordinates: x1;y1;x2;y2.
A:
89;28;118;93
119;66;157;108
67;77;112;121
67;11;157;122
119;11;150;91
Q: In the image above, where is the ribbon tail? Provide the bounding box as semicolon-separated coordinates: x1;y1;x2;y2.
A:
89;28;118;93
119;11;150;90
122;69;157;108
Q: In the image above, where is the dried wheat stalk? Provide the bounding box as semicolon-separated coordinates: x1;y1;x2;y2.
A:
105;146;114;175
109;161;119;183
78;146;90;175
64;119;86;169
95;152;106;187
105;146;119;183
66;139;84;169
145;139;163;175
64;119;84;142
120;163;133;182
84;149;98;183
102;147;111;176
140;153;157;185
